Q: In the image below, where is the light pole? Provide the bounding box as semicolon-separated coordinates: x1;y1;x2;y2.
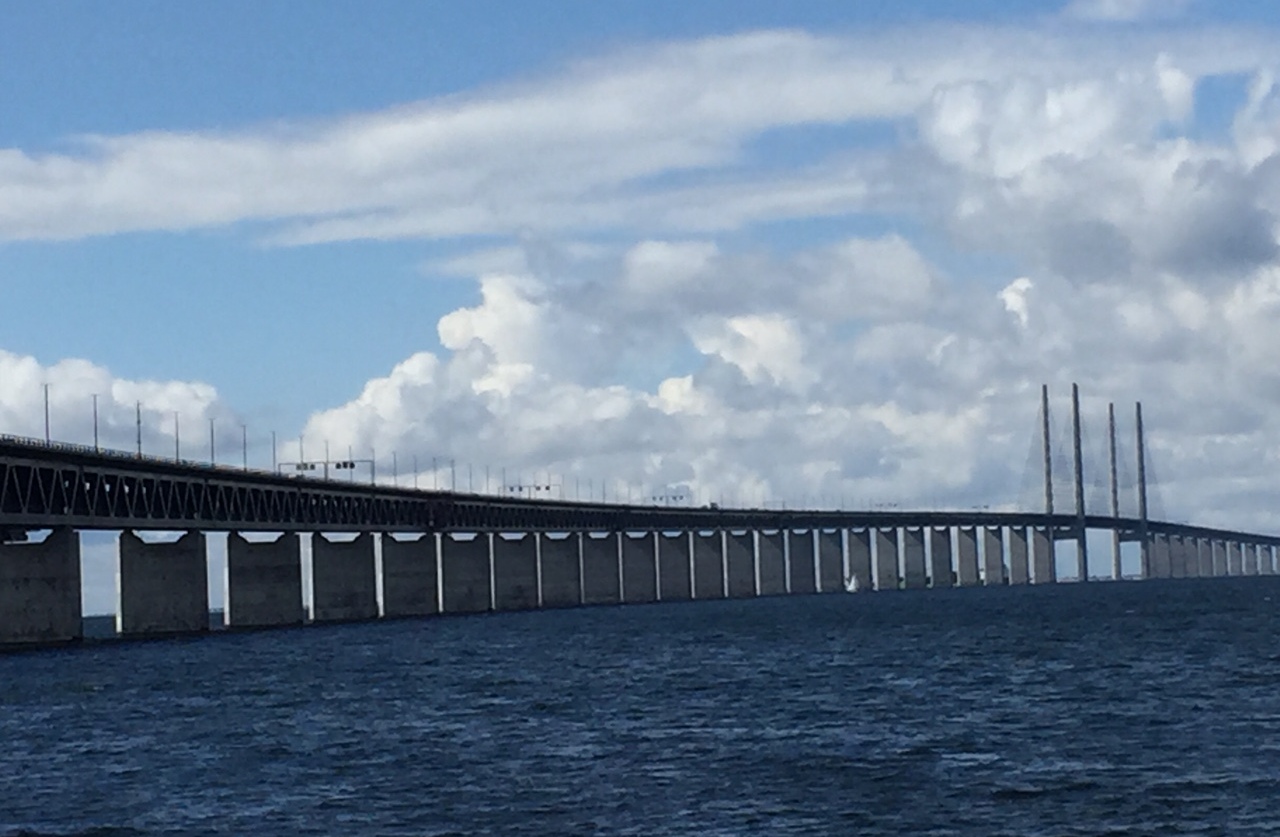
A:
271;431;277;472
135;402;142;458
43;383;50;444
92;394;99;452
209;418;216;465
241;424;248;470
393;452;398;486
174;412;181;461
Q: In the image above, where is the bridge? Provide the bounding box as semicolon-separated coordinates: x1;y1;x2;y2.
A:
1;384;1277;648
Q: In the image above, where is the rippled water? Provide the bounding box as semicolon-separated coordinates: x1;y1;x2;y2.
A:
2;578;1279;836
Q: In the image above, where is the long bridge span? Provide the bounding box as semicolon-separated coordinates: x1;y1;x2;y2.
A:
2;385;1278;648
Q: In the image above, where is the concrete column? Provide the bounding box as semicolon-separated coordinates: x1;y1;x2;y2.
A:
1008;527;1030;585
982;527;1005;585
1228;541;1243;576
693;531;724;599
1169;535;1186;579
1212;541;1227;577
117;531;208;637
1261;546;1276;576
539;533;581;608
1149;534;1171;579
225;532;303;628
492;534;538;611
929;528;953;588
817;530;843;593
381;534;439;618
311;533;378;623
0;528;83;646
652;532;688;602
787;530;816;594
957;527;980;587
1245;544;1260;576
1183;537;1200;579
847;529;873;592
874;529;899;590
440;534;492;614
1194;538;1210;578
725;531;755;598
621;532;658;604
582;533;621;605
757;531;786;596
1031;527;1055;584
902;528;927;589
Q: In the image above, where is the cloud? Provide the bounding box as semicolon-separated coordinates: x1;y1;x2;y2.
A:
1062;0;1191;22
0;24;1274;245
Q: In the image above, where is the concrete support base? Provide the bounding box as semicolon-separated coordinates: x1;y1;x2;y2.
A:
225;533;303;628
875;529;899;590
982;527;1005;585
621;532;658;604
1008;528;1030;585
1149;535;1172;579
847;529;873;592
929;528;953;588
903;528;927;590
657;532;692;601
1212;541;1227;577
312;533;378;623
582;533;621;605
789;530;816;594
757;531;786;596
1245;544;1260;576
725;531;755;598
1031;527;1055;584
0;527;82;646
117;531;208;636
693;532;724;599
381;534;439;618
441;534;492;613
817;530;843;593
539;533;581;608
957;527;980;587
493;534;538;612
1228;541;1243;576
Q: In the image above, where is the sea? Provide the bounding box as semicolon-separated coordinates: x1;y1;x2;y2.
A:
1;578;1278;836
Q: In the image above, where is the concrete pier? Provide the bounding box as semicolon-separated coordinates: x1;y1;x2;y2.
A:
757;531;786;596
1229;541;1243;576
1197;538;1213;578
817;530;843;593
789;530;817;593
1182;537;1199;579
582;533;621;605
929;528;953;588
983;527;1004;585
1245;543;1260;576
1212;540;1227;576
311;533;378;623
693;532;725;599
621;532;658;604
1031;527;1055;584
848;529;873;592
875;529;899;590
957;527;980;587
117;531;208;637
538;533;581;608
1149;534;1171;579
0;528;83;646
656;532;691;602
440;534;492;613
1008;528;1030;585
493;534;538;611
1169;535;1186;579
225;533;303;628
1262;546;1276;575
903;528;927;589
725;531;755;598
381;534;439;618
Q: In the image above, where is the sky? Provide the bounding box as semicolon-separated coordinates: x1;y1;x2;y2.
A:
7;0;1280;611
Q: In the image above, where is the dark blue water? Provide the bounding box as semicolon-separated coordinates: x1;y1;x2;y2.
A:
2;579;1279;836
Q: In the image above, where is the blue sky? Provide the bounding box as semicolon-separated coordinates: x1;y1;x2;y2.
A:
4;0;1280;544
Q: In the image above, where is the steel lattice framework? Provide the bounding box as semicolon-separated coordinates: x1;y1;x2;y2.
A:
1;436;1276;545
